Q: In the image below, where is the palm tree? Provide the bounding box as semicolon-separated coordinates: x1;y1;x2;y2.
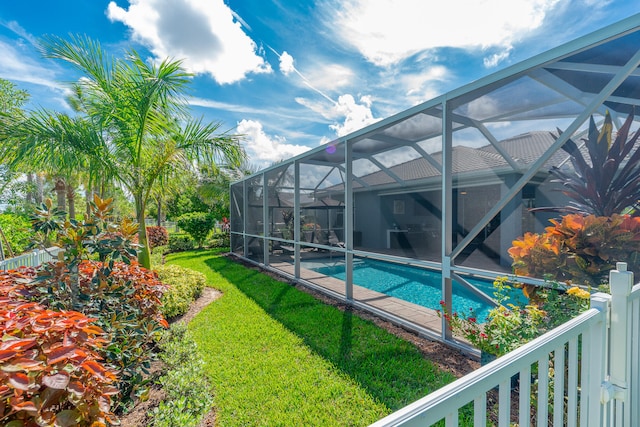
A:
1;35;245;268
0;110;113;216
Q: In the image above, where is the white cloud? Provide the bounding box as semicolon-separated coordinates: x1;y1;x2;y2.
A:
328;0;560;67
306;63;355;91
329;94;379;137
400;65;449;105
106;0;272;84
0;40;69;98
279;51;295;75
237;119;310;166
295;93;379;138
483;47;513;68
295;97;336;121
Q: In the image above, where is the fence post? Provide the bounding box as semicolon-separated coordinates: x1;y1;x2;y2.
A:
588;292;610;427
605;262;633;426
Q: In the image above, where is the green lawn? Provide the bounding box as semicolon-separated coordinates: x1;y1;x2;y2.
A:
166;249;458;426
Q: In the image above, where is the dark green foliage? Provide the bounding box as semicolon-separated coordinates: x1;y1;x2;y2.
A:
208;231;230;248
166;190;209;220
152;323;214;427
176;212;215;248
168;233;196;252
543;110;640;216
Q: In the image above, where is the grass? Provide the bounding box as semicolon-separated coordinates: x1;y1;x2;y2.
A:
166;249;459;426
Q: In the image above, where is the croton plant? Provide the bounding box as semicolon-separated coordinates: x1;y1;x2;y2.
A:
1;195;169;426
511;109;640;288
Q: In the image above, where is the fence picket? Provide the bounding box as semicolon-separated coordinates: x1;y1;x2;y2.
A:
0;248;62;271
369;264;640;427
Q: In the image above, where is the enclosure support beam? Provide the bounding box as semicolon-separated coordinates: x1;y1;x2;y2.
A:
262;173;269;265
294;161;301;278
243;180;248;257
451;46;640;261
345;139;354;301
441;99;453;341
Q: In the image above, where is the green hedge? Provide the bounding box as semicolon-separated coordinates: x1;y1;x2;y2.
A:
168;233;195;252
156;264;207;319
153;323;213;427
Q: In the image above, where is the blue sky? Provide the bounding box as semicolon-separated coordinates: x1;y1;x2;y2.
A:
0;1;638;167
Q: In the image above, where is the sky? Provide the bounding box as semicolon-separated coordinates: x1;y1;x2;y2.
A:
0;0;639;168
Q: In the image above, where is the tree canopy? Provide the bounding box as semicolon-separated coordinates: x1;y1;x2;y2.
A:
0;36;246;267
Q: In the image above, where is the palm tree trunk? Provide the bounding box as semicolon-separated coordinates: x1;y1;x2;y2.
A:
157;197;162;226
54;178;66;212
85;186;92;218
0;226;14;259
36;173;44;204
67;185;76;220
26;173;34;205
135;195;151;269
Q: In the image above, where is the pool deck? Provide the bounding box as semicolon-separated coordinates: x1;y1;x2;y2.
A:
268;260;444;337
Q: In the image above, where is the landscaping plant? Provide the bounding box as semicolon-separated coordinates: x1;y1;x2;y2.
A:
511;110;640;287
438;277;590;356
0;212;32;256
176;212;215;248
152;323;213;427
146;226;169;250
510;213;640;288
0;268;120;427
155;264;207;319
168;233;196;252
24;195;169;411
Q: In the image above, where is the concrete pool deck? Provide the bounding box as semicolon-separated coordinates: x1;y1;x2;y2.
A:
268;260;445;337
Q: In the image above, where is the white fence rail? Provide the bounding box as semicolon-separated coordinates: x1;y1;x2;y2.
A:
0;248;63;271
371;262;639;427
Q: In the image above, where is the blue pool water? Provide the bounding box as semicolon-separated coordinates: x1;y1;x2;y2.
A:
310;258;525;321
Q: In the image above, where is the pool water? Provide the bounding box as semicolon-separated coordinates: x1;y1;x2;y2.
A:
310;258;525;322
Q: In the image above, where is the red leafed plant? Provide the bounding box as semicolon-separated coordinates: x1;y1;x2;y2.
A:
0;293;119;427
511;110;640;291
146;226;169;250
27;195;169;411
509;213;640;287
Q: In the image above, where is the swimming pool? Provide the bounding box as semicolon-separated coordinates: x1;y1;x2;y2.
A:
308;258;525;321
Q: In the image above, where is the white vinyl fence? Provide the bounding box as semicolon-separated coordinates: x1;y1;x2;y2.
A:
371;262;639;427
0;248;63;271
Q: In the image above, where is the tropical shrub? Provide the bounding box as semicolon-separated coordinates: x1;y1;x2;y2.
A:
146;226;169;250
439;277;590;356
0;279;119;427
150;245;167;267
510;213;640;288
155;264;207;319
152;323;213;427
27;196;169;410
168;233;196;252
538;110;640;216
176;212;215;248
28;259;168;411
512;110;640;288
166;190;209;220
208;231;230;248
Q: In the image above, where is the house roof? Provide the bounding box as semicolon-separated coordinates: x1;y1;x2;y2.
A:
328;131;562;191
